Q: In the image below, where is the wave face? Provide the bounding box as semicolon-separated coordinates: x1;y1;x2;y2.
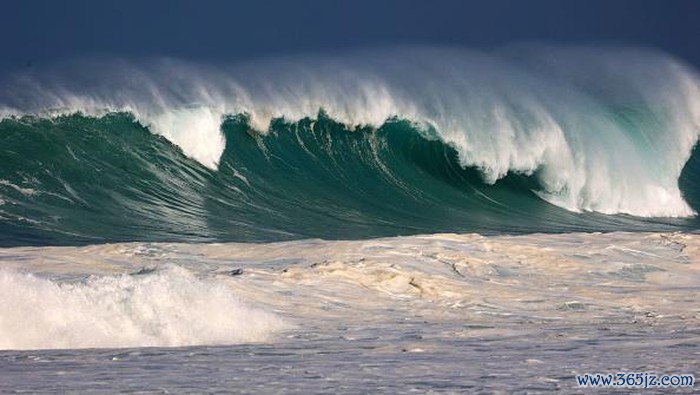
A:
1;112;699;246
0;47;699;245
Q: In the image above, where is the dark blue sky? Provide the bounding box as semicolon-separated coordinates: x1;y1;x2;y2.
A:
1;0;699;73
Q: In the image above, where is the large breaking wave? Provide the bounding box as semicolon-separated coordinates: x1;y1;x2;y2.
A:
0;46;699;245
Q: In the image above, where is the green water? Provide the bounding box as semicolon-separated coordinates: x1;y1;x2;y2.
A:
0;112;697;246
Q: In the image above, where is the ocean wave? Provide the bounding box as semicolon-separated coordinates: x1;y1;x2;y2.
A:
0;111;698;246
0;46;698;244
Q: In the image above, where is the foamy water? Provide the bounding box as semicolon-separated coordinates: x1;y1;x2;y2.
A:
0;266;286;350
0;232;698;391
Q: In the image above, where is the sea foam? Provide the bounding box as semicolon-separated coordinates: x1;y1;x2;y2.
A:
0;266;287;350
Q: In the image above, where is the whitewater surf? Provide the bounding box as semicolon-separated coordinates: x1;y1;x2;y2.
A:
1;232;699;392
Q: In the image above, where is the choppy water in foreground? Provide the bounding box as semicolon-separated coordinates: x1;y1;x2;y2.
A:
1;232;698;392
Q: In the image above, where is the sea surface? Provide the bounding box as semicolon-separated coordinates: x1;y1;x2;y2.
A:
1;46;699;392
1;233;699;392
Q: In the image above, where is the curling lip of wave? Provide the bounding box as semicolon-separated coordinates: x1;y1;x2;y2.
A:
0;46;699;218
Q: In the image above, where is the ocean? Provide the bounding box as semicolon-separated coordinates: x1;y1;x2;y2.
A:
1;47;699;392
